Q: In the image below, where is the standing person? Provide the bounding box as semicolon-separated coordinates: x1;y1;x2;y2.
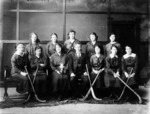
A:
30;46;48;99
105;45;121;100
11;43;28;94
45;33;59;58
85;32;104;71
63;29;80;54
122;45;138;101
105;34;121;57
25;32;42;61
50;44;68;99
90;45;105;98
68;42;88;98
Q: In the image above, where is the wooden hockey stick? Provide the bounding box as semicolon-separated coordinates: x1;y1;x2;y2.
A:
116;76;142;104
81;65;104;101
24;66;46;103
117;68;133;101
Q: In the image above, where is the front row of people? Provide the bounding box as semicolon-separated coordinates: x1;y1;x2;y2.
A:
11;42;138;102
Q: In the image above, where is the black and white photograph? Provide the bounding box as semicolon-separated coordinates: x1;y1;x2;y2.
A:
0;0;149;114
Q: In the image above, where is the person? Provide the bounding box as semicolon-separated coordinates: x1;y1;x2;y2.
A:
25;32;42;61
45;33;59;58
122;45;138;101
105;45;121;99
85;32;104;71
68;42;88;98
105;34;121;57
11;43;29;94
30;46;48;99
50;43;68;99
63;29;80;54
90;45;105;97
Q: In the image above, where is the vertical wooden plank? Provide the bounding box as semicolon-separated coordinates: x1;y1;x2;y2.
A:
16;0;20;41
0;0;3;80
63;0;66;41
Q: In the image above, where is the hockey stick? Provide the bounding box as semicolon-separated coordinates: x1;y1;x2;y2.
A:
116;75;142;104
81;65;104;101
24;66;46;103
117;68;133;101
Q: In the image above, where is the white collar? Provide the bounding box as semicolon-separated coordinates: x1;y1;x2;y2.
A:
123;53;136;59
110;54;118;58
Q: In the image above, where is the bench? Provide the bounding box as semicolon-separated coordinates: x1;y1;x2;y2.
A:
3;66;27;100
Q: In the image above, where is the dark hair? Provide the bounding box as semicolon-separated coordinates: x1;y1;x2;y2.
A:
90;32;98;41
68;29;76;34
111;44;118;50
56;43;62;49
35;46;43;57
51;33;58;39
30;32;40;43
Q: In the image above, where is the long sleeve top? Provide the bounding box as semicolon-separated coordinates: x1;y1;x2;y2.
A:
122;53;138;74
11;53;28;75
50;52;67;73
68;52;86;76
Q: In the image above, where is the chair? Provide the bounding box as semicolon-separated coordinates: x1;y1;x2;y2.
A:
3;66;27;100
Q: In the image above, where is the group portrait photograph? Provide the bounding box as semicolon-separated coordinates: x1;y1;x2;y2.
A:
0;0;150;114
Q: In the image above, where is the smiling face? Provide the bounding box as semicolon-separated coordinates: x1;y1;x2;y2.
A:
110;34;116;42
90;34;96;42
31;33;37;44
74;43;81;53
125;46;132;55
51;34;57;43
111;46;117;55
95;46;100;54
56;44;62;53
16;44;25;55
35;48;42;57
69;32;75;40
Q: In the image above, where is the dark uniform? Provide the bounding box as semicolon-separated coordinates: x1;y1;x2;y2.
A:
122;53;138;86
11;53;28;93
30;55;48;98
50;52;68;98
105;42;121;57
68;52;88;97
105;55;122;98
90;54;105;89
45;42;58;58
63;39;80;54
85;41;104;71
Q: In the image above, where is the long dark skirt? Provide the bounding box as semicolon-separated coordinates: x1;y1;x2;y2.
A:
12;73;29;93
34;73;47;97
51;71;68;97
70;74;89;97
122;74;136;86
104;73;121;88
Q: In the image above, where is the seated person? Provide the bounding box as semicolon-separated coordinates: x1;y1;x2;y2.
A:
11;43;29;94
68;42;89;98
50;43;68;99
90;44;105;97
30;46;48;99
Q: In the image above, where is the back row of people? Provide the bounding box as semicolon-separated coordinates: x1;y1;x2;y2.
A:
11;30;138;101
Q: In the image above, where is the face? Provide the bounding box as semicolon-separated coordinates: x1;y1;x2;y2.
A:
17;44;25;54
69;32;75;40
31;33;37;44
35;48;42;56
51;34;57;43
95;46;100;54
125;46;132;55
90;34;96;42
74;44;81;53
56;45;61;53
110;34;115;42
111;46;117;55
